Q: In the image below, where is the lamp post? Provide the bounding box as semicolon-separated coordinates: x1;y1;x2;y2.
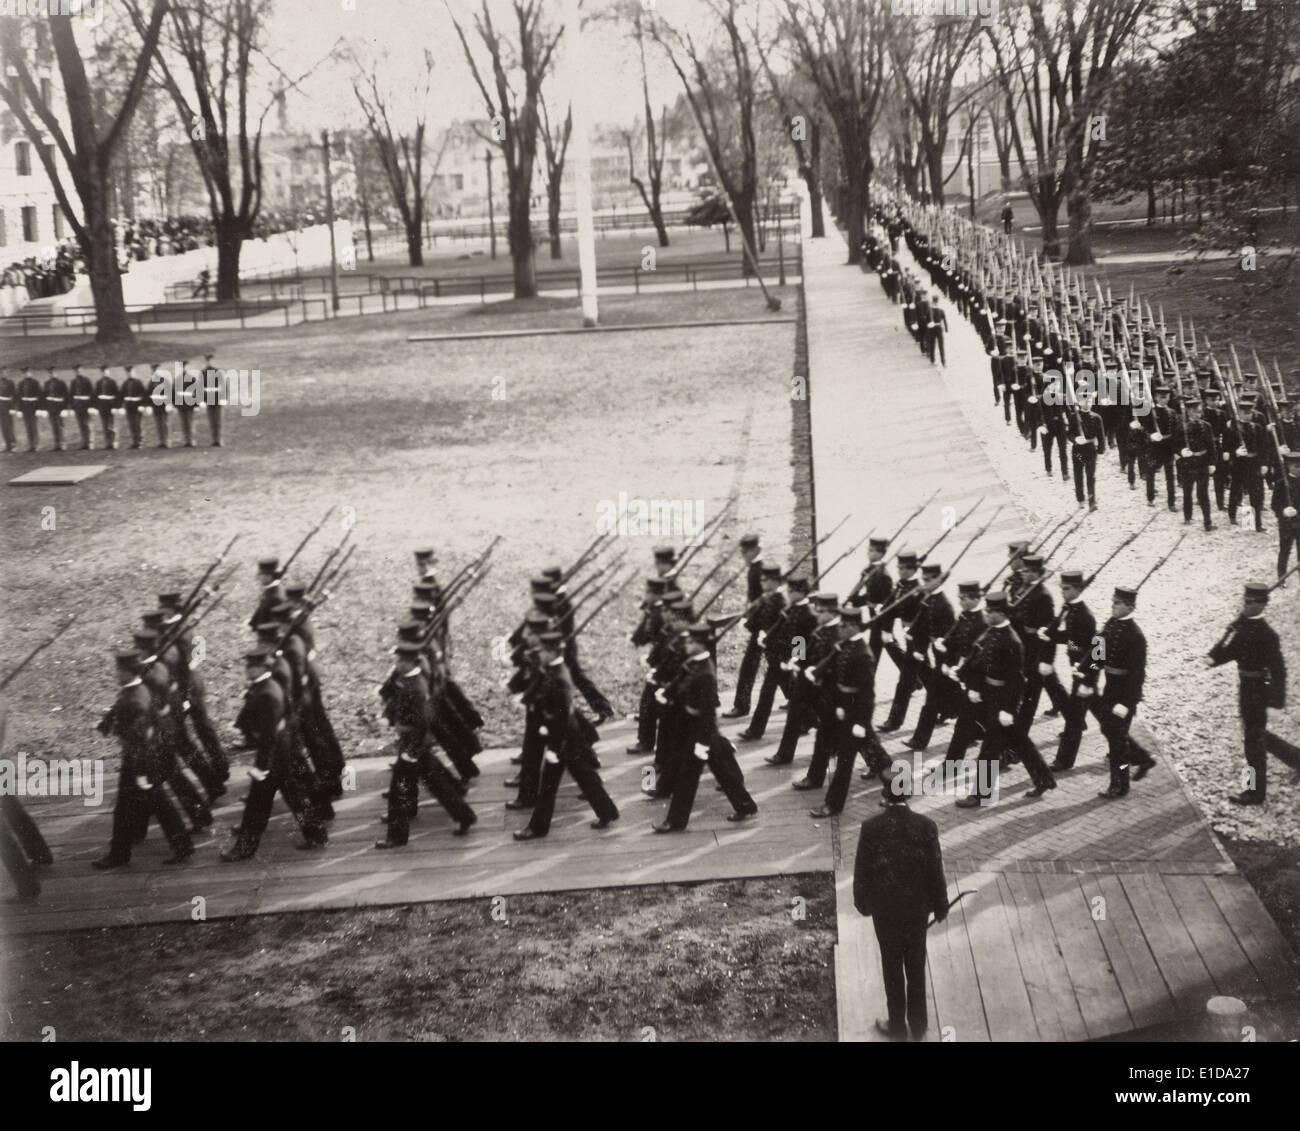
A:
484;149;497;259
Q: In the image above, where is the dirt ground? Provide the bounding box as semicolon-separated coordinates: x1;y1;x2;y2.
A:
1;875;837;1042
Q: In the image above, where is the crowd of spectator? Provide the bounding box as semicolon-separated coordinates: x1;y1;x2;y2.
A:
1;241;80;299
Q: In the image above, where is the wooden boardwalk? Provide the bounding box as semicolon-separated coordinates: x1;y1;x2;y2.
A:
801;224;1297;1041
0;718;831;935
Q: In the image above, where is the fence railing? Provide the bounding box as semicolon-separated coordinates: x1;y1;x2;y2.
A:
0;245;801;337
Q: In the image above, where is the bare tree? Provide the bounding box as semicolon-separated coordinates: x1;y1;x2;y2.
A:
755;35;825;239
650;0;763;274
888;17;984;208
0;4;168;343
778;0;889;264
350;49;442;267
624;5;671;247
538;97;572;260
450;0;564;300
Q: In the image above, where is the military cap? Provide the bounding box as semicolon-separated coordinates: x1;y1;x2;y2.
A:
666;599;695;619
524;612;551;629
1112;586;1138;605
1153;383;1171;396
529;576;556;593
254;623;281;639
413;548;435;562
409;603;434;620
868;537;888;552
985;591;1010;612
1021;553;1045;572
158;591;183;607
243;647;272;664
540;565;564;582
1184;397;1202;409
395;641;425;657
812;591;840;607
957;580;982;598
760;564;782;580
646;577;669;593
896;552;919;570
257;557;279;573
921;563;942;578
1243;582;1271;604
1060;570;1085;588
270;602;295;619
1202;386;1221;399
396;618;425;636
687;621;715;642
285;584;307;600
1284;451;1300;467
535;631;565;650
1008;540;1030;555
131;628;159;646
652;545;677;564
532;591;557;608
839;605;864;624
662;586;685;603
739;533;760;549
413;583;439;600
141;610;166;629
114;651;142;669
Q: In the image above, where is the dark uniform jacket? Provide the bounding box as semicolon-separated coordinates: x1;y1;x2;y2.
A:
1209;615;1286;711
909;589;955;660
934;608;984;672
853;806;948;923
833;638;876;728
769;599;817;668
680;655;722;749
1086;616;1147;710
101;681;161;780
1012;584;1055;668
850;563;893;609
1052;599;1098;685
977;623;1026;711
235;675;289;771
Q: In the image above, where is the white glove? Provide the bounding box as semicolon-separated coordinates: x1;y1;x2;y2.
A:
1072;436;1084;445
1130;420;1143;431
1011;383;1021;392
882;632;894;644
1038;425;1048;435
1029;396;1040;405
1285;507;1298;518
1036;627;1050;642
538;725;549;736
852;724;866;738
757;630;767;645
1180;448;1192;458
1222;451;1231;462
941;665;955;678
933;640;947;653
654;688;667;705
804;668;818;683
1077;684;1094;698
694;743;710;761
835;707;845;720
1281;445;1293;456
968;689;982;703
645;674;657;686
512;693;525;706
1236;446;1248;457
1037;662;1053;677
1112;703;1129;719
136;775;152;790
1151;431;1164;442
780;661;795;672
998;710;1014;727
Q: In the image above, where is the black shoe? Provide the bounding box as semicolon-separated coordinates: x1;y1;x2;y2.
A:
1089;500;1098;512
513;827;544;841
877;720;903;734
510;754;523;765
1227;791;1264;806
295;838;327;851
737;731;763;742
764;753;792;765
454;817;476;836
162;845;194;864
590;815;618;830
1132;758;1155;781
726;807;757;822
1044;707;1060;718
190;810;213;829
722;707;749;718
1024;781;1056;798
220;842;257;862
625;744;651;755
875;1018;906;1040
374;839;406;849
791;777;820;791
504;776;521;789
92;854;130;870
1097;785;1129;800
651;821;685;833
1049;759;1073;772
809;805;838;819
505;798;533;811
954;795;982;809
903;739;928;752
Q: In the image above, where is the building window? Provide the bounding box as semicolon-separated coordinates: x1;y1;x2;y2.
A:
52;205;64;239
15;141;32;176
22;206;38;243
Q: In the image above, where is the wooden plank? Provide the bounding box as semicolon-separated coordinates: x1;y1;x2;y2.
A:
1035;872;1133;1039
1117;871;1216;1013
1002;871;1089;1042
1080;873;1178;1032
1164;874;1267;1000
961;874;1038;1040
1202;875;1297;999
925;878;990;1043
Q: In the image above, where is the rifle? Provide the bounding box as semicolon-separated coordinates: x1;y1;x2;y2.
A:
904;494;986;577
427;562;494;638
1042;513;1158;634
696;568;744;619
783;512;851;579
913;507;1002;608
187;590;228;632
926;889;975;929
1041;510;1089;566
1133;534;1185;593
178;532;241;618
565;569;637;642
567;548;628;603
1251;349;1292;511
305;538;355;600
563;529;615;585
814;526;876;586
440;534;503;597
278;505;333;581
1207;564;1300;654
674;496;737;565
0;613;80;692
879;488;942;567
685;546;740;605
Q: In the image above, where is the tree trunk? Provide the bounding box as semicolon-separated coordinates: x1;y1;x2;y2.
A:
547;182;562;259
733;192;758;277
807;122;825;238
508;191;536;299
85;190;134;345
652;207;669;247
360;189;374;262
1064;180;1094;266
924;142;945;208
1146;180;1156;226
214;217;244;301
1037;174;1063;259
843;154;870;265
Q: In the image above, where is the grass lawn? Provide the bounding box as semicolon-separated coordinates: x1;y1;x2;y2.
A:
1;876;837;1041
